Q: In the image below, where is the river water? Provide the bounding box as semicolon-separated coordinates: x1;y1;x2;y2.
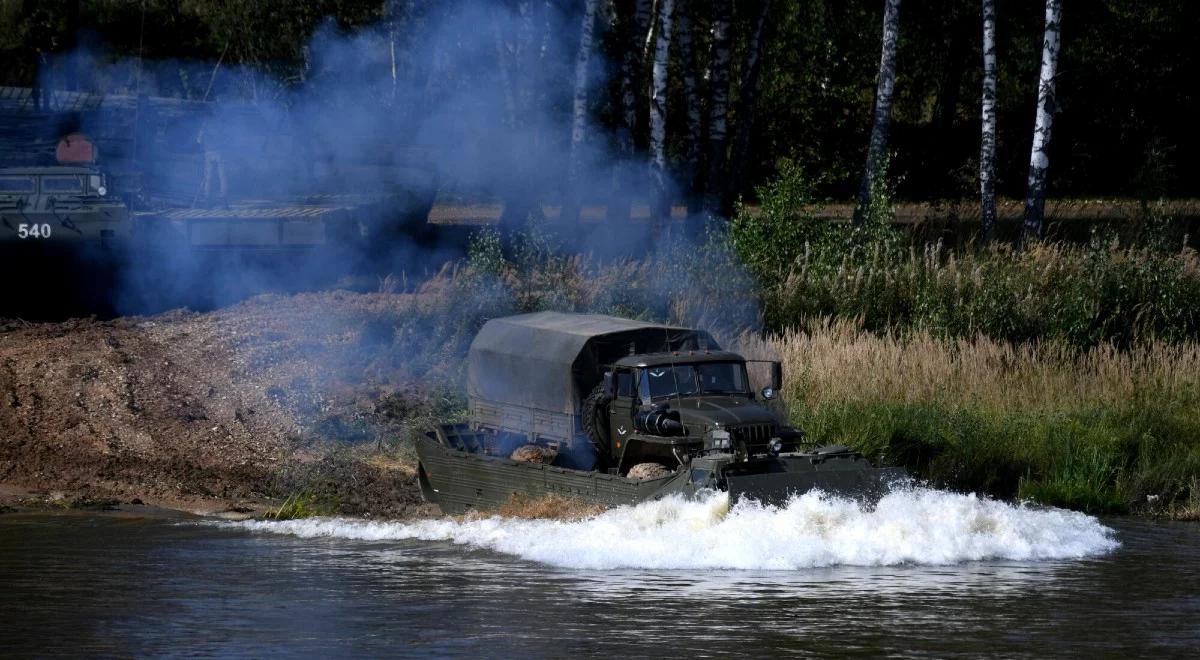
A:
2;488;1197;657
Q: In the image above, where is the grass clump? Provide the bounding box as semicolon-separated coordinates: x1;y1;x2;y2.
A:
266;492;339;520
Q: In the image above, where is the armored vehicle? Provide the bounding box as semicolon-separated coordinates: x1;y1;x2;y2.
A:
417;312;905;513
0;165;129;246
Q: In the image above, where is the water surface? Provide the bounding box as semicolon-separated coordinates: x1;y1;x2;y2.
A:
1;493;1196;657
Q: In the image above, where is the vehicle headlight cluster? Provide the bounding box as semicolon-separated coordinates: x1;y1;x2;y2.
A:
710;429;731;450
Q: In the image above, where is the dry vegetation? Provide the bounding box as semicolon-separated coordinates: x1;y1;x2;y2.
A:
0;292;453;517
4;217;1200;520
735;322;1200;517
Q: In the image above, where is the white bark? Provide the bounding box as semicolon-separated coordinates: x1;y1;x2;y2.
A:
855;0;902;224
564;0;601;226
980;0;998;240
649;0;675;222
1022;0;1062;241
703;0;733;215
642;0;660;63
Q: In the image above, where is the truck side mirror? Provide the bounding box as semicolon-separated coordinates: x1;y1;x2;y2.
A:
770;361;783;391
602;371;615;397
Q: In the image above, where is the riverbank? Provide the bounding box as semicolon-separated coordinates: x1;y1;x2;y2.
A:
0;293;445;519
2;281;1198;519
736;324;1200;518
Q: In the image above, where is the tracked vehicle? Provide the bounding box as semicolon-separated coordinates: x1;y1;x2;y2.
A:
417;312;904;513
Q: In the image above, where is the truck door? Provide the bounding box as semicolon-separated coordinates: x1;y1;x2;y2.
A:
608;368;636;461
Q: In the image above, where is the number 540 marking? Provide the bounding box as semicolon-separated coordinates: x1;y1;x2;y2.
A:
17;223;52;239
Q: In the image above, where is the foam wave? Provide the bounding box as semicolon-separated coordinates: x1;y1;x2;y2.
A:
227;488;1118;570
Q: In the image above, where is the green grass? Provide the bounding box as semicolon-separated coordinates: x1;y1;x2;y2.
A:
750;324;1200;516
265;492;340;520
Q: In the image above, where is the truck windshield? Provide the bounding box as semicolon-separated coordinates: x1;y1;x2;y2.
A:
41;176;83;193
639;362;748;399
0;177;34;193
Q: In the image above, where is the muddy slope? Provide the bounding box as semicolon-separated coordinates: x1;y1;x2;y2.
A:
0;292;436;516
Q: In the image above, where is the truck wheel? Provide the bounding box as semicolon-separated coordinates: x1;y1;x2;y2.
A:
627;462;672;480
582;384;612;460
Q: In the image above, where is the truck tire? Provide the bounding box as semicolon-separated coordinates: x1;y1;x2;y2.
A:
582;384;612;460
627;462;672;480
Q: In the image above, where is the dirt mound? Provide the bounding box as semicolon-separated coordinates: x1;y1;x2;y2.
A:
0;292;441;517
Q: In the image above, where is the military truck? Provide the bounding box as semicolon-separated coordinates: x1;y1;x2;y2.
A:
417;312;905;513
0;165;130;246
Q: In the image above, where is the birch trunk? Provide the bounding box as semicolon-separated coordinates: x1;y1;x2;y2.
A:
648;0;675;225
854;0;902;225
642;0;660;63
702;0;733;216
1022;0;1062;242
563;0;601;227
725;0;773;216
678;3;704;217
979;0;998;241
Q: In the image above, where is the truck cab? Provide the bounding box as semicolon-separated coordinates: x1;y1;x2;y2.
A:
0;166;130;245
601;352;800;474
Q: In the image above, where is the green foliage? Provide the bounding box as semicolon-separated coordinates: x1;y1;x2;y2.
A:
791;397;1200;515
267;492;339;520
731;160;1200;345
730;159;830;284
730;158;903;292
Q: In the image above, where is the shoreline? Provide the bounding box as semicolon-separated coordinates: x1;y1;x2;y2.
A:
3;289;1198;522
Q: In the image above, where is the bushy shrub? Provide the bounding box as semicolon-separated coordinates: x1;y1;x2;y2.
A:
731;164;1200;345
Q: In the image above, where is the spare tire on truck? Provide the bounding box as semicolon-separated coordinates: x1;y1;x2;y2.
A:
582;383;612;468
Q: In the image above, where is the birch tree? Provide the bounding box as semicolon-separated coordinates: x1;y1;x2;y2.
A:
648;0;675;224
725;0;773;216
854;0;902;225
1022;0;1063;241
563;0;601;227
979;0;998;242
702;0;733;216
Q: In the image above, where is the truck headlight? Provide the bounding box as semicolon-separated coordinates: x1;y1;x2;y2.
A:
769;438;783;454
711;429;731;450
97;186;107;197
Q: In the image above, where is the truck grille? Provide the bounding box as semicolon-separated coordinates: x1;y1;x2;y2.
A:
731;424;777;449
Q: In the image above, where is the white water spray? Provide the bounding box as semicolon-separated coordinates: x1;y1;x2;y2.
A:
229;488;1118;570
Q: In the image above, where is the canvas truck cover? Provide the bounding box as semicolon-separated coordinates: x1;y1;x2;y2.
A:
467;312;718;416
